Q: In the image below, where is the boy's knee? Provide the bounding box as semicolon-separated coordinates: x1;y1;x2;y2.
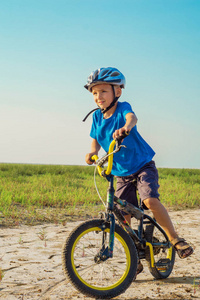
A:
143;197;160;210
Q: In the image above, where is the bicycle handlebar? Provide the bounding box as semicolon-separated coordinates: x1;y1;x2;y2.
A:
91;131;129;177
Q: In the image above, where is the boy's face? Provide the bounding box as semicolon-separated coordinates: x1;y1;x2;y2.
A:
91;84;121;110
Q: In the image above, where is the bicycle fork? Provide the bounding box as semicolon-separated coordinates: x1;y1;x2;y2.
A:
95;176;116;262
106;175;115;258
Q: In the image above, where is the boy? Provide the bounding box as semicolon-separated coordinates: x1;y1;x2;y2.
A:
84;67;193;271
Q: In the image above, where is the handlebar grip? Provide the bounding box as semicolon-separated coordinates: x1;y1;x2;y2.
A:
91;155;98;162
115;131;130;144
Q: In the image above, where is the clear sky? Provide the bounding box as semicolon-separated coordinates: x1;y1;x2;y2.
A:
0;0;199;168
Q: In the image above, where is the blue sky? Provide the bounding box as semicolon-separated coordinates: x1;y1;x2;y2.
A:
0;0;199;168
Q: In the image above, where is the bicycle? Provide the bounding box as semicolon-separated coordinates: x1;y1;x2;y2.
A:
62;133;176;299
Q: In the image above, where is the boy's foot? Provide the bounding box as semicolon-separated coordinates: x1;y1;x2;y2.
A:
136;261;143;275
171;237;193;259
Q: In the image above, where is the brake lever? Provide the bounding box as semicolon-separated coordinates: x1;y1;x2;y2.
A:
114;144;126;153
115;139;127;152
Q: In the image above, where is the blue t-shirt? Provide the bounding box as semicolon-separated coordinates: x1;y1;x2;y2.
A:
90;101;155;176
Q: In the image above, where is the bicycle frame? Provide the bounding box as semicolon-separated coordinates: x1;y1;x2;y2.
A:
103;174;172;267
92;135;172;267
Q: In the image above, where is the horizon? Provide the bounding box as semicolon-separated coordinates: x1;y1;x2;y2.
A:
0;161;199;171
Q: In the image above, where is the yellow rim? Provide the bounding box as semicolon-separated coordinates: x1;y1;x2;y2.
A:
71;226;131;291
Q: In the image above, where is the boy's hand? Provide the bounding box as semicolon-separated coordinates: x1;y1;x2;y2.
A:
113;128;129;140
85;152;97;165
86;139;101;165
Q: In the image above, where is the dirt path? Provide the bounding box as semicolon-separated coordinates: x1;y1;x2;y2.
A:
0;209;200;300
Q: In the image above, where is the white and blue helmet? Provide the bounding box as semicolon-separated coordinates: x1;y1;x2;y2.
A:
84;67;126;92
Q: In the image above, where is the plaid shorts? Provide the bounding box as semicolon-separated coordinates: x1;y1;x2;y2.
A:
115;161;160;208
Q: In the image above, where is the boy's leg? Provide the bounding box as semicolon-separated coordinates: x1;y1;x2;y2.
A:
143;197;193;257
143;197;177;240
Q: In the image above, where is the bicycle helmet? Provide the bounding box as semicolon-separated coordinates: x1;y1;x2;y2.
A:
84;67;126;92
83;67;126;122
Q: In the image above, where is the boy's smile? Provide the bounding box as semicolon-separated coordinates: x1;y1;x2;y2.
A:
91;84;122;111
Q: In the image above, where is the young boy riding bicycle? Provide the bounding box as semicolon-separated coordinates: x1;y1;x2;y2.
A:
84;67;193;273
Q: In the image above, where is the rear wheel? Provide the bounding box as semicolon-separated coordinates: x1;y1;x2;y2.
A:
62;219;138;299
144;223;175;279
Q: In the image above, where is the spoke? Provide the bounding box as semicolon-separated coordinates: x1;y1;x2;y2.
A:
75;257;127;281
74;243;100;257
74;233;108;257
77;262;99;273
77;264;117;287
74;245;97;258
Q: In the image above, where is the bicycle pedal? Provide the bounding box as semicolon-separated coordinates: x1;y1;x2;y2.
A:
155;258;170;271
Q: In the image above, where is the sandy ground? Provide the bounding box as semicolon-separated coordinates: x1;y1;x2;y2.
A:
0;209;200;300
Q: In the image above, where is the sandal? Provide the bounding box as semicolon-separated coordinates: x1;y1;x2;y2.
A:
136;260;143;275
171;237;194;259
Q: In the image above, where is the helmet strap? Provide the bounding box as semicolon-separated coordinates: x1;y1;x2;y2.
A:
101;85;119;115
82;107;100;122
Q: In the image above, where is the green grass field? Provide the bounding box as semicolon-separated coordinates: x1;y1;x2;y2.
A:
0;163;199;226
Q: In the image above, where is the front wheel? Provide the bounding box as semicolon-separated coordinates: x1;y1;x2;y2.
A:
62;219;138;299
144;223;176;279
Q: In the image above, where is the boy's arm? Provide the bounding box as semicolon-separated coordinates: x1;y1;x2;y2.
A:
113;113;138;139
85;139;101;165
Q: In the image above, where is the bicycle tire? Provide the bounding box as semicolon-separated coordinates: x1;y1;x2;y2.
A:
144;223;175;279
62;219;138;299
